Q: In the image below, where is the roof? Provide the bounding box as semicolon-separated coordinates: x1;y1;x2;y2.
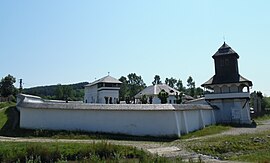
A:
135;84;193;100
201;75;253;87
85;75;122;87
212;42;239;58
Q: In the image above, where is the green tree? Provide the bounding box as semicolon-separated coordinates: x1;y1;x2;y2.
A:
55;84;63;100
152;75;162;85
165;78;169;85
55;85;74;101
175;92;183;104
165;77;177;88
176;79;185;92
119;76;128;101
158;89;169;104
0;74;17;98
127;73;146;99
141;94;148;104
187;76;195;97
195;87;204;97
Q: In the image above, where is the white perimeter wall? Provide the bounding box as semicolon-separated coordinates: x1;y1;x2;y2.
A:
17;94;215;137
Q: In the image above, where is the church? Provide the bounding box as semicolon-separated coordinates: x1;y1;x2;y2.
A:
201;42;253;124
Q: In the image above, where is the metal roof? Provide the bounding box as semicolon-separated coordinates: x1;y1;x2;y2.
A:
85;75;122;87
135;84;193;100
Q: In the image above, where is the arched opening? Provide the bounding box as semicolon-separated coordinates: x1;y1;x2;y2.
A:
242;86;249;93
222;85;229;93
214;86;220;93
230;84;238;93
240;84;249;93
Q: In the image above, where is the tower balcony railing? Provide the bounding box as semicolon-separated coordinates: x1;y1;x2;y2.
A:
205;92;250;100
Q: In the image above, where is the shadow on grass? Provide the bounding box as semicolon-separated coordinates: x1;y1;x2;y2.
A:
221;122;257;128
0;106;177;142
0;106;19;131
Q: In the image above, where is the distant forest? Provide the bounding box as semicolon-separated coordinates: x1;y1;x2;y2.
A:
23;82;89;101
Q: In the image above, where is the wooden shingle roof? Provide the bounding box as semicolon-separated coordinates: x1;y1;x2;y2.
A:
201;75;253;87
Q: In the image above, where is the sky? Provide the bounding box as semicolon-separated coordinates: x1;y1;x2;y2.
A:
1;1;270;95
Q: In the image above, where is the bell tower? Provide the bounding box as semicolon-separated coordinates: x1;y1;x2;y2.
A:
202;42;253;124
212;42;239;84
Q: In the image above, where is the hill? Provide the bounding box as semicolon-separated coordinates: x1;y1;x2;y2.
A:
23;82;89;101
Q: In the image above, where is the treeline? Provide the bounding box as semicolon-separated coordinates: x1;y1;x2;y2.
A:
23;82;88;101
118;73;204;102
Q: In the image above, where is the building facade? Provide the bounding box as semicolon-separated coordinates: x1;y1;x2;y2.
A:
202;42;253;124
135;84;193;104
84;75;122;104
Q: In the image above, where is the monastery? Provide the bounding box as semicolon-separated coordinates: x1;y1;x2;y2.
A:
16;42;253;137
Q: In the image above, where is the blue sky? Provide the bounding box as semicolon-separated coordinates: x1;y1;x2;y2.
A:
1;1;270;95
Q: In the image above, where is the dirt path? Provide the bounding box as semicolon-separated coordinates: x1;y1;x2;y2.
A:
1;120;270;162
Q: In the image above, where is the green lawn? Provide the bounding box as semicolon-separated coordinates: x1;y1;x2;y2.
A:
0;102;15;109
0;141;175;162
187;130;270;162
0;102;15;129
254;114;270;122
180;125;231;140
0;108;8;129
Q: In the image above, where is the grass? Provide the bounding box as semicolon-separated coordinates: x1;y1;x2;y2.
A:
180;125;231;140
0;102;16;129
0;141;176;162
0;101;15;109
187;130;270;162
254;113;270;122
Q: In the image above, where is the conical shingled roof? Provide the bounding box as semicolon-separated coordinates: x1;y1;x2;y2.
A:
212;42;239;58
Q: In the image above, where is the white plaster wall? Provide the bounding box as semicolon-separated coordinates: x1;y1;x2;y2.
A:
19;108;179;136
168;96;176;104
152;96;176;104
210;99;251;124
185;110;202;132
19;107;215;137
202;110;216;125
152;97;161;104
98;90;119;104
17;94;216;137
84;85;98;103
